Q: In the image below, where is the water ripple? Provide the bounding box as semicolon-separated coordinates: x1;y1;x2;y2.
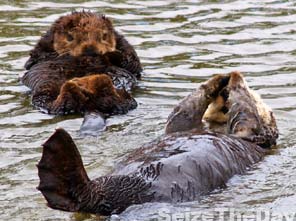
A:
0;0;295;220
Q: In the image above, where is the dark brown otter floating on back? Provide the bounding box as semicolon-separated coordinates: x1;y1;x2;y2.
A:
37;72;278;215
22;11;142;116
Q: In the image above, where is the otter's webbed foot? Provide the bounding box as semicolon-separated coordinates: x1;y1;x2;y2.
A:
67;74;137;116
94;87;137;116
50;81;88;115
110;89;137;115
50;99;78;115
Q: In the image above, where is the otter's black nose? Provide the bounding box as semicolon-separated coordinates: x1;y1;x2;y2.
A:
82;46;99;57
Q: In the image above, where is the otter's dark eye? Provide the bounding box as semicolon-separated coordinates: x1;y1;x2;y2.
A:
102;33;108;41
66;33;74;41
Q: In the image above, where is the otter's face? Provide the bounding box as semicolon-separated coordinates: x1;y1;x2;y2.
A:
53;12;116;57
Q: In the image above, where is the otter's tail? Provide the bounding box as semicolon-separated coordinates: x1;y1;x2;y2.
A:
37;128;90;212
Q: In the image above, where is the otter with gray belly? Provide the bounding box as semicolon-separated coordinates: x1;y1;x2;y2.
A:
37;72;278;215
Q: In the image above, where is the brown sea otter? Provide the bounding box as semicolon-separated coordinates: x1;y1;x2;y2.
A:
22;11;142;118
37;72;278;215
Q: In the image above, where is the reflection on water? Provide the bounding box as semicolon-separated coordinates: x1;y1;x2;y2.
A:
0;0;295;220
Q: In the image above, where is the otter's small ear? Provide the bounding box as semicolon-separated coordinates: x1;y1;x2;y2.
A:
101;15;113;25
52;19;71;34
71;9;77;15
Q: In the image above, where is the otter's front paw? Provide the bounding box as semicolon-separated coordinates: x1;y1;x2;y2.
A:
202;74;230;99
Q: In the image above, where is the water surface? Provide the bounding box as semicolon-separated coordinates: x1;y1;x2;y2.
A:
0;0;295;220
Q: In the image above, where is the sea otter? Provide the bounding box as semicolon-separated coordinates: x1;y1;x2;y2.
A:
166;72;278;147
22;11;142;117
37;72;278;215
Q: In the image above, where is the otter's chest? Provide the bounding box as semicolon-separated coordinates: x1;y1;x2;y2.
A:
113;134;265;203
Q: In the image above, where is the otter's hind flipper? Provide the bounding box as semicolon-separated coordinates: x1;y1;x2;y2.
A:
37;128;90;212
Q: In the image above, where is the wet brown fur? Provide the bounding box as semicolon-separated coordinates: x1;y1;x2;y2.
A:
51;74;135;115
22;11;142;115
52;12;116;56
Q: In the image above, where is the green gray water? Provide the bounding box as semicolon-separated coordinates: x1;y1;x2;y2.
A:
0;0;295;220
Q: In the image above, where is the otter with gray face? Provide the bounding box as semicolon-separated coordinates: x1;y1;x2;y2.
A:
37;72;278;215
22;11;142;116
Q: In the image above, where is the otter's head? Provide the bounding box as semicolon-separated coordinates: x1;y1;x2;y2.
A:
52;11;116;57
165;71;278;147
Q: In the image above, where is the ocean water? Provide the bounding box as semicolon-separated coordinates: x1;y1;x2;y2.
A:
0;0;295;220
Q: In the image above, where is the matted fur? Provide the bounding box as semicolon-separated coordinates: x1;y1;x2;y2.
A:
52;12;116;56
